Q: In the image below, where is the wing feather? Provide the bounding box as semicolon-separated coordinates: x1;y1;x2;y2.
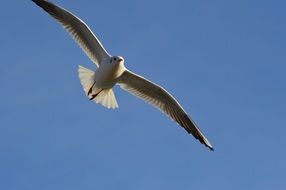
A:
32;0;110;66
118;70;214;150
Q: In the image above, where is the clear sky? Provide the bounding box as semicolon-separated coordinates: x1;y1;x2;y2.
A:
0;0;285;189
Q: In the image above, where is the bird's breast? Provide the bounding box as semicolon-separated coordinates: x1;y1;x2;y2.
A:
95;62;126;88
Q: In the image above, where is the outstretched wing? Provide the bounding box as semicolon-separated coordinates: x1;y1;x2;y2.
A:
32;0;110;66
118;70;214;150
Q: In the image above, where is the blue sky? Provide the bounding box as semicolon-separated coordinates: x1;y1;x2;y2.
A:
0;0;285;189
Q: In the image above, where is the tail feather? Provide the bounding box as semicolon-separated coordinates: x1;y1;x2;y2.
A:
78;65;96;95
94;89;118;109
78;65;118;109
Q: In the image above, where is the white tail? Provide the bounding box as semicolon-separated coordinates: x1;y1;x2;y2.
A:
78;65;118;109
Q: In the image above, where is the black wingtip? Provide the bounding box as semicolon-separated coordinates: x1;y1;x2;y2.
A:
31;0;55;9
205;142;214;151
194;132;214;151
31;0;52;10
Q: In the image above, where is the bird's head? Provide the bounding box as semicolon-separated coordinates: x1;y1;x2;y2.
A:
110;56;124;64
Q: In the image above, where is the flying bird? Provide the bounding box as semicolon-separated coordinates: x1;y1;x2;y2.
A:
31;0;214;151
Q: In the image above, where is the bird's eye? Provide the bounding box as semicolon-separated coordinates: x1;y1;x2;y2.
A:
114;58;116;61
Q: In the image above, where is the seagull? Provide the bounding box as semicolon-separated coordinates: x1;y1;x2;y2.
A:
31;0;214;151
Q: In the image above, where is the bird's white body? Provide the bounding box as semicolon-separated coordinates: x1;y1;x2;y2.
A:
95;57;126;89
32;0;214;151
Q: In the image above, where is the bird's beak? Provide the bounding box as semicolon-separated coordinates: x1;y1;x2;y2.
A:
118;58;124;62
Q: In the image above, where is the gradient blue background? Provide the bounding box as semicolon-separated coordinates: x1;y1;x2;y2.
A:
1;0;285;189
